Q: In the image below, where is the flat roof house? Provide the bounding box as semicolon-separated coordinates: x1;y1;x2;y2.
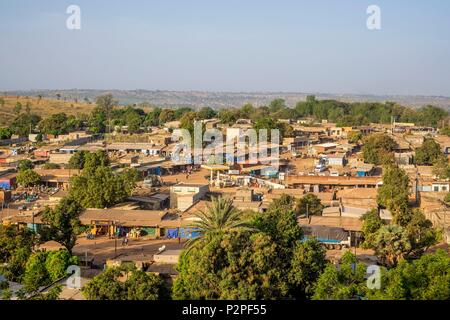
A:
170;183;209;212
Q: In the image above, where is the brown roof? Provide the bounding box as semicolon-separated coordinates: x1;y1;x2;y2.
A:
336;188;378;199
285;175;382;186
80;209;168;227
298;216;363;231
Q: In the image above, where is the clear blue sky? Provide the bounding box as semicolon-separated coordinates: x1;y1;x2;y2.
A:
1;0;449;95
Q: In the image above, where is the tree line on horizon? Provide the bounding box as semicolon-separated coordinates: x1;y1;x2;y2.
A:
2;94;450;140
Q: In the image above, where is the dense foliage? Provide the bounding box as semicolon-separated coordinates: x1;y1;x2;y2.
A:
364;166;439;267
377;165;410;216
16;169;41;187
174;197;327;300
368;250;450;300
0;225;35;283
362;134;397;165
68;151;137;208
22;250;78;293
313;252;368;300
41;197;83;253
297;194;324;217
415;138;442;165
82;266;168;300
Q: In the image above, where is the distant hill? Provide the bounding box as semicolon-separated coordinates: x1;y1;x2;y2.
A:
4;90;450;111
0;96;94;126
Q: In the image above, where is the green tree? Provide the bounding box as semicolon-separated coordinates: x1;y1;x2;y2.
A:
253;204;303;250
88;107;107;134
347;131;363;144
16;169;41;187
14;248;78;296
218;109;240;125
432;155;450;179
69;164;137;208
403;210;438;258
144;107;162;126
197;107;217;120
377;165;410;217
82;267;124;300
173;231;289;300
125;269;169;300
35;133;43;142
174;107;193;120
267;194;298;214
239;103;255;119
179;111;198;133
18;159;33;171
175;200;322;300
37;113;78;136
371;225;411;267
269;99;286;113
88;94;117;134
158;109;176;124
360;209;384;248
82;266;167;300
0;127;12;139
253;117;284;140
0;225;35;282
41;197;83;254
96;94;116;116
312;252;368;300
83;151;109;172
44;249;79;282
23;251;50;292
68;151;87;169
362;134;397;165
416;105;448;127
187;197;251;249
415;138;442;165
368;250;450;300
125;110;142;133
29;285;62;300
1;247;31;283
289;238;327;298
10;113;41;136
297;194;323;217
179;112;205;147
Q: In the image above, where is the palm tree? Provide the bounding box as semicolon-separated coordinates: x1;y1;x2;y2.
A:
185;197;253;251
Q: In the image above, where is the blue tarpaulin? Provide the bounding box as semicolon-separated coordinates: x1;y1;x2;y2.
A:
166;229;179;238
179;228;201;239
166;228;201;239
0;181;12;190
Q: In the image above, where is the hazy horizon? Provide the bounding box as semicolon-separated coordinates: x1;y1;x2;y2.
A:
4;88;450;99
1;0;450;96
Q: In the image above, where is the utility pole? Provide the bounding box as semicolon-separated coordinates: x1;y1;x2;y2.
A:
306;203;310;224
114;237;117;258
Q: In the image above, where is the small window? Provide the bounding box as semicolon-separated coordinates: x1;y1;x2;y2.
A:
434;186;439;192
